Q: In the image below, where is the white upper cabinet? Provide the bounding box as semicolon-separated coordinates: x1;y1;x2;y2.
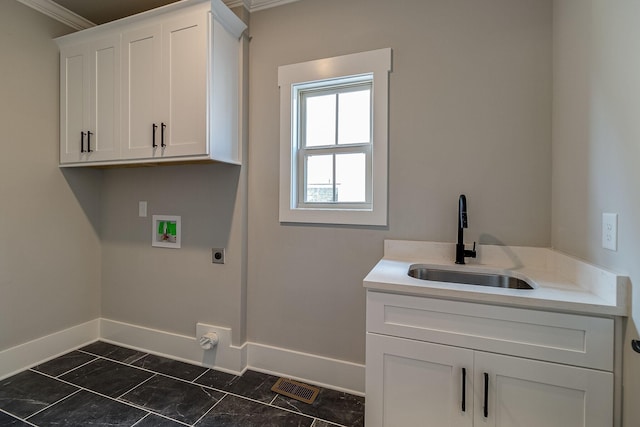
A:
57;0;246;167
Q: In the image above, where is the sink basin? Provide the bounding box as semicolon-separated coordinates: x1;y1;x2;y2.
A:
408;266;534;290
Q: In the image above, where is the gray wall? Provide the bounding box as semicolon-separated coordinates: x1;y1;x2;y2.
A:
0;1;101;351
247;0;552;363
100;163;247;343
552;1;640;424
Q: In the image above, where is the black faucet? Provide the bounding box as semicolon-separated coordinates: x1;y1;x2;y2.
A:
455;194;477;264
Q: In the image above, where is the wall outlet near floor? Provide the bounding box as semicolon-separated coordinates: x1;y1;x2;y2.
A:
602;213;618;251
212;248;225;264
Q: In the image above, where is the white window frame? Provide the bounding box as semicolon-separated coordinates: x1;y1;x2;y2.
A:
278;48;391;226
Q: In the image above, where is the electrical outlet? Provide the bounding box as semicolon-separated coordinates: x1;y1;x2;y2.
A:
602;213;617;251
212;248;225;264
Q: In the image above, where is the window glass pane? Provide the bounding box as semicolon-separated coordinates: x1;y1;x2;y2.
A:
305;154;334;202
336;153;366;202
305;94;336;147
338;89;371;145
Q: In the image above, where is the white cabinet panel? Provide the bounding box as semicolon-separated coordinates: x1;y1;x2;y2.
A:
60;35;119;164
475;352;612;427
366;333;473;427
60;45;88;163
89;36;120;161
161;11;207;157
121;25;162;159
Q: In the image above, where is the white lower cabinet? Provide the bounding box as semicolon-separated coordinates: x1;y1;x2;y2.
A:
365;292;615;427
474;351;611;427
367;333;473;427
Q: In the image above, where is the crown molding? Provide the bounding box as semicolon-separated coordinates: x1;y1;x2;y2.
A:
17;0;95;30
224;0;301;12
18;0;301;31
247;0;300;12
224;0;251;10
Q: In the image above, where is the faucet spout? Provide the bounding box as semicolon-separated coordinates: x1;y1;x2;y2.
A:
455;194;476;264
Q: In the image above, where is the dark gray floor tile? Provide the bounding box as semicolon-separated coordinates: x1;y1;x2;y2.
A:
133;413;187;426
195;370;278;403
33;351;97;377
0;411;31;426
196;394;314;427
311;420;342;427
28;390;146;427
273;388;364;427
60;358;153;398
121;375;224;425
132;354;208;381
0;370;78;419
79;341;147;364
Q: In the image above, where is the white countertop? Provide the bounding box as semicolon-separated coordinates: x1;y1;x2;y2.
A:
363;240;628;316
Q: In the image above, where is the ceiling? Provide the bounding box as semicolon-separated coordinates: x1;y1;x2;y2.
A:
52;0;181;25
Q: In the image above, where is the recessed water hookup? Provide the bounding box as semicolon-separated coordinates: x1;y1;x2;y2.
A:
199;332;219;350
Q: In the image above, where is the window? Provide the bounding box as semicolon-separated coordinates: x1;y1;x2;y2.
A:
278;48;391;225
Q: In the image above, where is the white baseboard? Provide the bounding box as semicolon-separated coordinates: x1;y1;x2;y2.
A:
0;319;100;380
100;319;247;375
247;342;365;396
1;318;365;395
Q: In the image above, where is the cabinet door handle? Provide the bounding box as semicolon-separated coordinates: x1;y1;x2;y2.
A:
461;367;466;412
152;123;158;148
87;131;93;152
161;122;166;148
81;131;86;153
483;372;489;418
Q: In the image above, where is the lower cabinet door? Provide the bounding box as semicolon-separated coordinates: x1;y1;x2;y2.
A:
474;351;613;427
366;333;474;427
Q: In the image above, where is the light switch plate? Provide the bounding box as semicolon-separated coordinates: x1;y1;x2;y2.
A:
602;213;617;251
139;201;147;217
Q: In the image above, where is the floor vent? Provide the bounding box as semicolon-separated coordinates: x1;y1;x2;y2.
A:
271;377;320;404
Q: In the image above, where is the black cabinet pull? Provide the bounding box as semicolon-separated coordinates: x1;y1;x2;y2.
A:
152;123;158;148
161;122;166;148
87;131;93;152
81;131;86;153
461;368;466;412
483;372;489;418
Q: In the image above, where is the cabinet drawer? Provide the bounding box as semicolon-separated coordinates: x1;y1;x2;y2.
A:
366;291;613;371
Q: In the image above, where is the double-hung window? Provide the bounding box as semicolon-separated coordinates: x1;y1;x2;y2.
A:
278;48;391;225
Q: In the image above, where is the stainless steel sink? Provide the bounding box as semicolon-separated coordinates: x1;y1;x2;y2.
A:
408;266;534;289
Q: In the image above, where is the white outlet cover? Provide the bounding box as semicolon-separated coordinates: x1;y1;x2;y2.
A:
602;213;617;251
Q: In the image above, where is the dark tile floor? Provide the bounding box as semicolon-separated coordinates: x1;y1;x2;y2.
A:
0;341;364;427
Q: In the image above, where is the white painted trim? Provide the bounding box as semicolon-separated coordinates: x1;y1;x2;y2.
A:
16;0;95;30
222;0;251;12
249;0;301;12
0;318;364;395
100;318;247;375
0;319;100;380
248;342;365;395
278;48;392;226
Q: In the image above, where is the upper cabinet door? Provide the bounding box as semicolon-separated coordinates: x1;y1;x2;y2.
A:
60;36;120;164
160;11;208;157
87;35;120;162
60;43;89;164
121;24;163;159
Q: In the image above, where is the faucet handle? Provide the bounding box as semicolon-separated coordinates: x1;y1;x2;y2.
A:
465;242;477;259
